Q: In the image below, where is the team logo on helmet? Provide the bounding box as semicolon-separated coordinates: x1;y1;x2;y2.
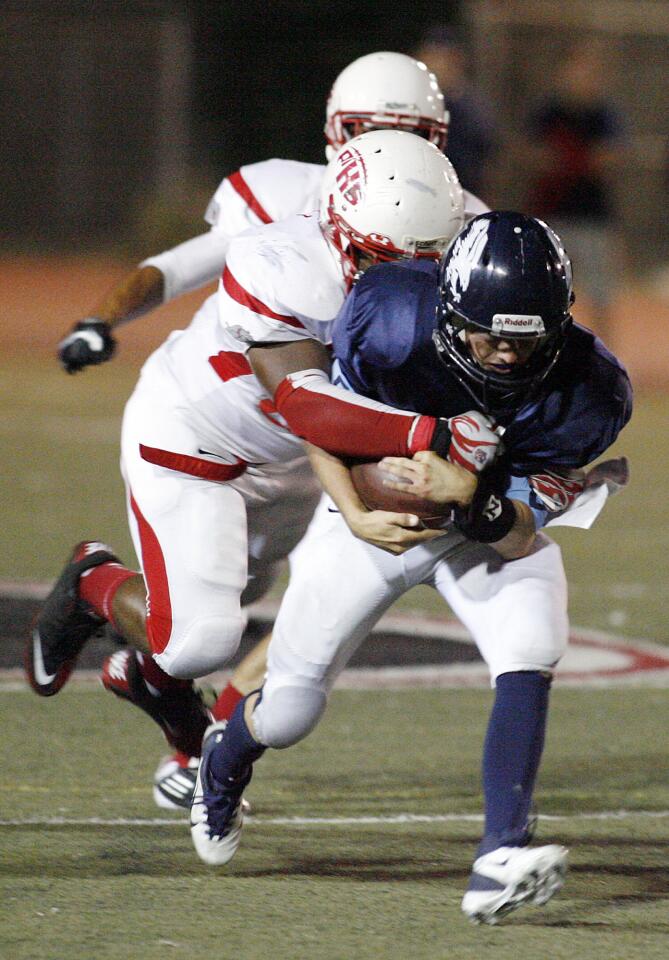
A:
368;232;393;248
444;218;489;303
334;147;367;206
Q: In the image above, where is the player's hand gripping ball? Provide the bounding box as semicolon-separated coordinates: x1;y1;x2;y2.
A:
350;460;453;529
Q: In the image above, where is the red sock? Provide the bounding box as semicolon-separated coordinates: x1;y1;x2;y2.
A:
173;750;191;767
78;561;136;628
211;682;244;721
137;651;191;692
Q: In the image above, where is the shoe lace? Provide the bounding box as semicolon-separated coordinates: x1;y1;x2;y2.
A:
204;767;251;838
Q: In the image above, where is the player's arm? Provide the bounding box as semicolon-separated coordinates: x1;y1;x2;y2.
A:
88;264;166;329
59;232;231;374
305;444;444;555
249;341;501;464
485;500;536;560
57;264;162;374
58;228;232;374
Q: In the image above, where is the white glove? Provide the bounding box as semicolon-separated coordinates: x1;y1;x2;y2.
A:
444;411;503;473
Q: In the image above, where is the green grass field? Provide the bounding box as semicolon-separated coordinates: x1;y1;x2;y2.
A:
2;355;669;957
2;687;669;959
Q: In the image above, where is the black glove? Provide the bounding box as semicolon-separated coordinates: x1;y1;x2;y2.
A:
58;318;116;373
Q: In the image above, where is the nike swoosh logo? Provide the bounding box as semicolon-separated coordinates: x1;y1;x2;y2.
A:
31;629;57;686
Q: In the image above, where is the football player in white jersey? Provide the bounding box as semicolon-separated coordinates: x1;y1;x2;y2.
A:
28;125;498;809
55;51;484;375
29;52;488;810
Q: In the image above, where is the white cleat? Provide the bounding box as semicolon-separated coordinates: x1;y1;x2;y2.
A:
154;752;253;814
153;754;199;811
461;844;568;925
190;721;250;866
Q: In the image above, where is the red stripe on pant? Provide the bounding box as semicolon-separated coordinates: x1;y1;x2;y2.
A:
139;444;247;481
129;492;173;656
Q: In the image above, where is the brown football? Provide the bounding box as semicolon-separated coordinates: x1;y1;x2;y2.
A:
350;461;453;529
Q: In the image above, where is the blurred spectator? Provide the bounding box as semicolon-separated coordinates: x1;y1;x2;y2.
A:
523;39;628;340
412;24;499;198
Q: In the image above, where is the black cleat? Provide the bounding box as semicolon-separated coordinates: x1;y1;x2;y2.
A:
101;649;211;758
25;541;118;696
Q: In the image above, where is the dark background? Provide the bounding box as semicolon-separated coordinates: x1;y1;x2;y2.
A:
2;0;669;274
190;0;463;169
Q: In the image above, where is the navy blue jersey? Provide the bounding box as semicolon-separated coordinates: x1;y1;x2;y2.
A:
332;260;632;478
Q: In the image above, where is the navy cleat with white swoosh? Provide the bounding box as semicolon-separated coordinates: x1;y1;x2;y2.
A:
25;541;117;696
190;721;251;865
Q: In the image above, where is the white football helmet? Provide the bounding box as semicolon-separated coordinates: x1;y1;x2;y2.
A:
320;129;465;289
324;51;448;160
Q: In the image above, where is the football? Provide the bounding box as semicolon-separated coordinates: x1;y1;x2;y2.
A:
350;460;453;529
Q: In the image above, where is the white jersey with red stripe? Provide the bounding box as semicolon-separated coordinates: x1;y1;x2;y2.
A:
141;213;345;466
205;156;486;235
205;159;325;235
143;157;486;303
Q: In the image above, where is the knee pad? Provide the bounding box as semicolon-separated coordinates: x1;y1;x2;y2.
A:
253;684;327;749
154;612;246;679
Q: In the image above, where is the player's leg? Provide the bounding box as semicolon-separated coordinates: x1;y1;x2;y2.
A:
104;466;252;753
205;466;321;724
99;379;254;761
105;574;150;653
432;534;569;923
190;505;406;864
154;460;322;810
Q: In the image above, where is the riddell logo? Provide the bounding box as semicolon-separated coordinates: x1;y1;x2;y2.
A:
335;147;366;205
491;314;545;335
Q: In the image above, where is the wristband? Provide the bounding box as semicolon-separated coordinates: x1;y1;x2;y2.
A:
453;494;516;542
453;466;516;543
428;418;453;458
75;317;109;334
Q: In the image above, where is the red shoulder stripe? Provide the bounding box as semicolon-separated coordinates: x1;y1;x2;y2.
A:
222;266;305;329
228;170;273;224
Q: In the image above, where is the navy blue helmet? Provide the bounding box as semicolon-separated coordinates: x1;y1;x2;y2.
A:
433;211;574;414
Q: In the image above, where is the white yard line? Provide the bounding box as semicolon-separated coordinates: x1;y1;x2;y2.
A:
2;810;669;828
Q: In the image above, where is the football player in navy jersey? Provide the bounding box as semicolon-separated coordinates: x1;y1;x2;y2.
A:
188;212;632;925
